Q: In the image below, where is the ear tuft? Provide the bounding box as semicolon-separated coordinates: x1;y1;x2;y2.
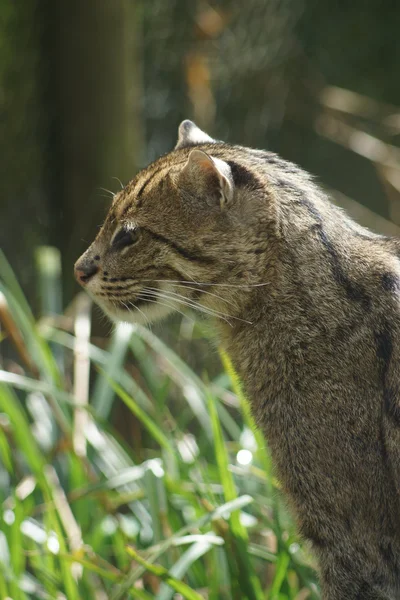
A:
175;120;215;150
180;149;234;209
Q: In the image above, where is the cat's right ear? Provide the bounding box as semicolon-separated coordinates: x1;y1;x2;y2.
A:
175;120;215;150
178;148;234;210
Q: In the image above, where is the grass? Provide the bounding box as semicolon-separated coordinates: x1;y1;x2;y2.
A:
0;247;319;599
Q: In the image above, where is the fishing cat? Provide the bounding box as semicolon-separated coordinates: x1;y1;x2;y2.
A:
75;120;400;599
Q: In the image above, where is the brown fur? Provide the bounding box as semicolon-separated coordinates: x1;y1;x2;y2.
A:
75;121;400;599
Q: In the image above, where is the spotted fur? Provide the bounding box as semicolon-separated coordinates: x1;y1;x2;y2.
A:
75;120;400;599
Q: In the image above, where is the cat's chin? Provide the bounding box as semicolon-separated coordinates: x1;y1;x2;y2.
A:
99;298;176;326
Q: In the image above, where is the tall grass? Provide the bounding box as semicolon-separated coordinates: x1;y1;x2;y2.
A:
0;248;319;599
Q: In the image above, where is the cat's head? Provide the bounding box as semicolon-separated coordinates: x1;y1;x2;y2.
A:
74;120;274;325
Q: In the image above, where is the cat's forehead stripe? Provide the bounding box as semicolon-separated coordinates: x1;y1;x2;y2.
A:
134;156;190;199
115;158;192;220
112;160;169;220
134;163;173;206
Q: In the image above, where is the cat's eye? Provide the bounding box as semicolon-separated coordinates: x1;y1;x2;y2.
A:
112;227;141;250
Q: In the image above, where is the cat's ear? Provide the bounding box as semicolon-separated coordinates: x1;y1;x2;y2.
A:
175;120;215;150
179;148;234;209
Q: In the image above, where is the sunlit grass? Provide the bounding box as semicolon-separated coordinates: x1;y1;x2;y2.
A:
0;248;319;599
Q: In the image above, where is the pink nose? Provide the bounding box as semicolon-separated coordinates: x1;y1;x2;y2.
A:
74;264;98;284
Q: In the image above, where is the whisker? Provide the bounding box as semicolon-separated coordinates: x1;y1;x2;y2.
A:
141;278;270;289
98;187;116;198
101;278;269;291
141;288;235;327
121;300;150;327
112;176;124;190
146;287;252;325
128;294;193;323
167;289;252;325
143;286;234;321
175;264;199;284
106;292;150;327
98;277;257;326
139;289;200;313
106;289;191;324
161;282;237;309
100;287;220;325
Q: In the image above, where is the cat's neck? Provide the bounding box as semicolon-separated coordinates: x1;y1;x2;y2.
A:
215;214;366;424
216;251;296;411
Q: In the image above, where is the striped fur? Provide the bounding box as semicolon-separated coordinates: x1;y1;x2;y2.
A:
75;121;400;599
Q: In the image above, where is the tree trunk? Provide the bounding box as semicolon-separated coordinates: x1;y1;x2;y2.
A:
52;0;144;299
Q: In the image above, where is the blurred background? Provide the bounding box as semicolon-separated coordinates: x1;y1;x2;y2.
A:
1;2;400;598
2;0;400;303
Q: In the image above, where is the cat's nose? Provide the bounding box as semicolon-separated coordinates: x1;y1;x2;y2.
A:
74;261;99;285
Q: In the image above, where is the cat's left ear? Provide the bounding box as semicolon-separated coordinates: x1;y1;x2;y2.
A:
175;120;215;150
179;148;234;209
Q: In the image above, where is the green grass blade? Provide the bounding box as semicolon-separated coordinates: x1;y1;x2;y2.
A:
0;425;12;472
269;551;291;599
0;385;79;597
0;563;8;599
44;327;153;411
101;372;176;456
0;370;72;435
131;324;212;434
125;547;204;600
92;323;134;420
220;349;272;479
0;281;61;385
111;496;253;598
207;390;264;600
59;553;153;599
0;250;34;319
157;540;216;600
0;384;47;481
